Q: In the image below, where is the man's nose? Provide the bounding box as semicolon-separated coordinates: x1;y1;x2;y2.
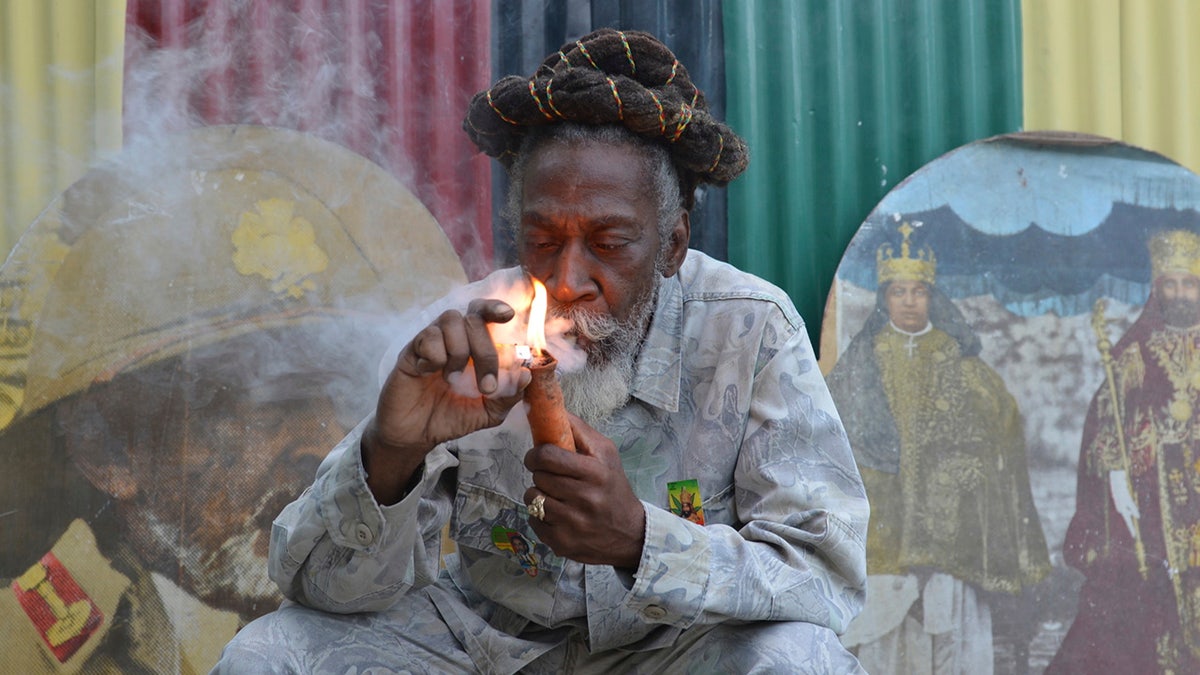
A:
545;241;598;304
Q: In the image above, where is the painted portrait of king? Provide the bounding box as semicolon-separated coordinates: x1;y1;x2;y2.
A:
1049;229;1200;673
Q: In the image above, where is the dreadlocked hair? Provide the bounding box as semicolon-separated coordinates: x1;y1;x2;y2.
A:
463;28;749;206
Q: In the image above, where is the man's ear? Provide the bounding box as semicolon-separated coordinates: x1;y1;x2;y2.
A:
72;456;138;501
661;210;690;278
55;397;139;501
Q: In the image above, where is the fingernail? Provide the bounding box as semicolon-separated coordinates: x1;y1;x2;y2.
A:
481;374;497;393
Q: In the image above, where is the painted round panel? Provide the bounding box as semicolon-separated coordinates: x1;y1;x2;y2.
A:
821;132;1200;674
0;125;466;672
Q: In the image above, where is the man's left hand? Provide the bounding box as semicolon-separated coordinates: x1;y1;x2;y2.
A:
523;413;646;569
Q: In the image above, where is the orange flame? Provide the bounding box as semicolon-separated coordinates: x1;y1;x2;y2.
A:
527;278;548;354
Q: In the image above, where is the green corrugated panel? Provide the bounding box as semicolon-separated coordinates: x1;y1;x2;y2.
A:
723;0;1023;350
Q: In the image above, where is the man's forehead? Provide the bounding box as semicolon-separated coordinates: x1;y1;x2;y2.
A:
521;210;646;231
524;137;654;183
518;145;657;228
888;280;929;291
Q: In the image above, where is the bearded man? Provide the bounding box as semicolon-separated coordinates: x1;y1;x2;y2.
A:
1049;229;1200;674
217;29;869;674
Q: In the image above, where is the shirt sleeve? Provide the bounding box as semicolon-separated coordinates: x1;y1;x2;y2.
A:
267;416;457;613
626;316;870;633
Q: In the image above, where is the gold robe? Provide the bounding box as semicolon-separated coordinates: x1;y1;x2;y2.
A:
859;327;1050;593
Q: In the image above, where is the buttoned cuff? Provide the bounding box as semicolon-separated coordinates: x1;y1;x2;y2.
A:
627;501;711;628
317;418;426;555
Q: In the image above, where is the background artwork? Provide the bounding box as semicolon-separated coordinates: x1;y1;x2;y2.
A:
0;126;466;672
821;133;1200;674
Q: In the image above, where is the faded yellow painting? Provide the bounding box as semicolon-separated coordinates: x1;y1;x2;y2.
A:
0;126;465;672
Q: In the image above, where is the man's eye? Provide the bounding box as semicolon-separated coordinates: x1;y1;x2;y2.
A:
592;240;627;252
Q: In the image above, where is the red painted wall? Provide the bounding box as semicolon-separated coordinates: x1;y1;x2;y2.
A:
124;0;493;278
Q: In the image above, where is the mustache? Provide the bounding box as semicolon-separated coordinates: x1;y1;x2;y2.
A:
549;304;624;342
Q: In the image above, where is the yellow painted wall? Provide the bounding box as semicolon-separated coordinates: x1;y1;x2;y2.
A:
0;0;125;256
1024;0;1200;172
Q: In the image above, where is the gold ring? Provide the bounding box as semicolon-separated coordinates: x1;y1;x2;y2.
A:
528;494;546;521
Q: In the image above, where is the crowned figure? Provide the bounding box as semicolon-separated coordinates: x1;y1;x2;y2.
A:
1050;229;1200;674
829;222;1050;675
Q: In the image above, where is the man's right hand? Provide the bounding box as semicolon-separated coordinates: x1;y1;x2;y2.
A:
364;298;531;504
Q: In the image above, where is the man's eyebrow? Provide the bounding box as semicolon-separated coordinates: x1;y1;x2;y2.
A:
522;211;644;231
521;212;556;229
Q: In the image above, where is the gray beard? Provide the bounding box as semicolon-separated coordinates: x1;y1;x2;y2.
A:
135;493;285;617
553;276;660;427
559;350;636;427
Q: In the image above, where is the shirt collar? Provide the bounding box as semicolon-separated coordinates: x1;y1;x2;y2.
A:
630;273;683;412
888;320;932;337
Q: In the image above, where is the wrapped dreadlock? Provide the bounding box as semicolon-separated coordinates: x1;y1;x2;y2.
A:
463;28;749;202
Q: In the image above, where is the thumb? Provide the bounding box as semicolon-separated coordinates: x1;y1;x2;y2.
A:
483;369;532;420
566;412;609;459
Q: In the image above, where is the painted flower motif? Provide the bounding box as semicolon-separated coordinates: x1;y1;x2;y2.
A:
232;198;329;299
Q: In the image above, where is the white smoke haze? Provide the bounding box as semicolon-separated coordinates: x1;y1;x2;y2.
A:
376;272;590;402
86;2;485;419
121;3;392;174
0;2;493;612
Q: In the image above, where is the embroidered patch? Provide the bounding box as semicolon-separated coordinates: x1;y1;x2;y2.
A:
668;479;706;525
12;553;103;663
491;526;539;577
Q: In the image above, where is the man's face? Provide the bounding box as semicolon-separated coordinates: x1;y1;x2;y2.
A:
61;369;350;619
517;139;687;364
1158;272;1200;327
885;280;932;333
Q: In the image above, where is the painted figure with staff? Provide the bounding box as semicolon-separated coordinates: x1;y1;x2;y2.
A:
1051;229;1200;674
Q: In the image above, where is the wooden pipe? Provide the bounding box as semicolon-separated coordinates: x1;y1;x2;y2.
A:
524;349;575;451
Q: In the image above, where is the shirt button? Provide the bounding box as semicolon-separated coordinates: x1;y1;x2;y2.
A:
354;523;374;545
642;605;667;621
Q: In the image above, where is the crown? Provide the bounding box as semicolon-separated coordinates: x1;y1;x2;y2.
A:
1149;229;1200;279
877;222;936;285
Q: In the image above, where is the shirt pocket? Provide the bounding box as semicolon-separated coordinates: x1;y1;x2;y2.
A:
698;482;736;526
449;482;565;615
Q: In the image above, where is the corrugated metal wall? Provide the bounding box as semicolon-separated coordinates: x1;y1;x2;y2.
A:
122;0;494;279
0;0;126;257
490;0;728;266
723;0;1025;349
9;1;1200;328
1023;0;1200;175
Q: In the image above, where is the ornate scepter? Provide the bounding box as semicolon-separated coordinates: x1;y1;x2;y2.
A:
1091;298;1148;579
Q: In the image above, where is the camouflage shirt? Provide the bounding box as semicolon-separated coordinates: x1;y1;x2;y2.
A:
267;250;868;659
